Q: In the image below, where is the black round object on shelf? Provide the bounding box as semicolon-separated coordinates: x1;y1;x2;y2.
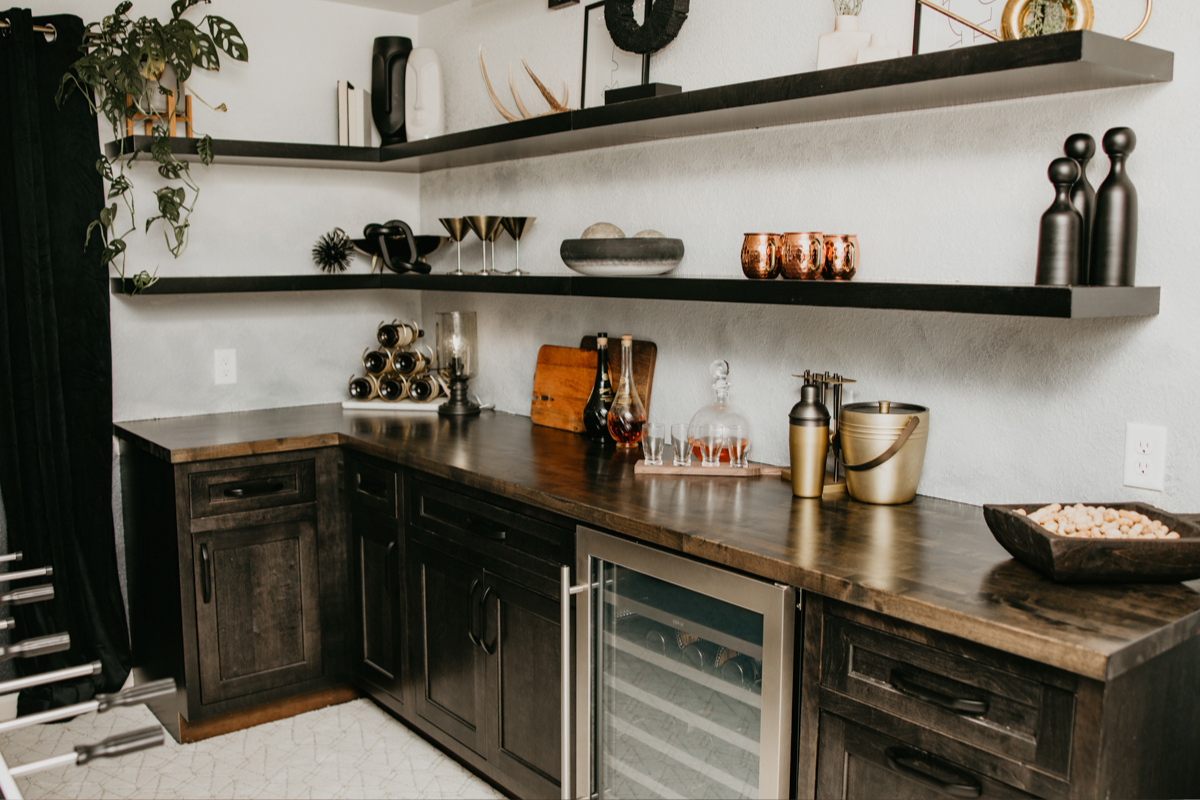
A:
605;0;690;54
1036;158;1083;286
1090;127;1139;286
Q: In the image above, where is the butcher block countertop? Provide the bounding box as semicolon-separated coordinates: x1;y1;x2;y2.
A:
114;403;1200;683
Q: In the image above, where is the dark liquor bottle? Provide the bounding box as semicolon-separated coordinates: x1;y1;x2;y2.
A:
1091;127;1139;286
583;333;615;443
348;375;377;401
378;321;402;348
720;654;763;688
377;375;406;401
363;349;391;376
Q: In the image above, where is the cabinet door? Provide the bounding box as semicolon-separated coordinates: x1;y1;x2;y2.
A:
409;538;488;755
193;519;323;705
483;569;562;799
351;507;404;703
815;712;1034;799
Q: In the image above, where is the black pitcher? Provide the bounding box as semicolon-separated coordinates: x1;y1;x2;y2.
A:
372;36;413;146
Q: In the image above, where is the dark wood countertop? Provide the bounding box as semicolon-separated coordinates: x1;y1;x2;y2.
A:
114;403;1200;682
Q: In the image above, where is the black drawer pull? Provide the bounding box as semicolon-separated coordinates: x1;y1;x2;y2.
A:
224;480;286;499
889;669;989;716
200;544;212;604
357;475;390;501
478;585;496;655
467;579;483;648
885;746;982;799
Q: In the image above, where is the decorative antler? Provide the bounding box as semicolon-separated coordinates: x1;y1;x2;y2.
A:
479;48;571;123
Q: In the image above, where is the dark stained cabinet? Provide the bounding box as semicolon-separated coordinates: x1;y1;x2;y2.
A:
192;518;323;705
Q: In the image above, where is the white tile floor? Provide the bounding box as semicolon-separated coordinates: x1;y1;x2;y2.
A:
0;698;506;799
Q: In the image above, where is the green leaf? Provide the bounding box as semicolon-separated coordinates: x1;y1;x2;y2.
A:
205;16;248;62
171;0;210;19
150;132;174;164
85;219;106;249
191;32;220;71
197;135;214;166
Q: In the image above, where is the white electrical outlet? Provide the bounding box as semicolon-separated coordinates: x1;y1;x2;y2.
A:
1123;422;1167;492
214;349;237;385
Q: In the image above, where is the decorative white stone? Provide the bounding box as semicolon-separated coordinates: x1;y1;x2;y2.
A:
633;229;666;238
405;48;444;140
856;33;901;64
816;15;873;71
581;222;626;238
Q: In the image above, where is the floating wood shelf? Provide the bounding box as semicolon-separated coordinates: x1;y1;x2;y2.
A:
104;31;1172;174
109;275;1161;319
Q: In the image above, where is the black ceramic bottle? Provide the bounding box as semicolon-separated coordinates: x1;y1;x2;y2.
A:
371;37;413;146
1064;133;1097;282
583;333;615;443
1035;158;1083;286
1090;127;1138;286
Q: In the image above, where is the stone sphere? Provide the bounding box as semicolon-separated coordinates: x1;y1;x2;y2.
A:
581;222;625;239
633;229;666;238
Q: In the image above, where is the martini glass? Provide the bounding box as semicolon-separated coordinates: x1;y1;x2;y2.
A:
500;217;535;276
439;217;469;276
465;215;503;276
486;220;506;275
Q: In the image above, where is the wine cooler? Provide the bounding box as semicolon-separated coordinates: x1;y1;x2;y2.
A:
564;527;796;800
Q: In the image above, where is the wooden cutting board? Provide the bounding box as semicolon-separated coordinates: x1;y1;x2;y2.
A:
531;346;598;433
580;335;657;415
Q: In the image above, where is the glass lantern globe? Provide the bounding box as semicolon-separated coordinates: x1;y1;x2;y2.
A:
435;311;478;379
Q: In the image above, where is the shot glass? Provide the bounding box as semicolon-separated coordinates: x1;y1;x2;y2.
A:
699;424;727;467
729;425;751;468
671;423;692;467
642;423;666;466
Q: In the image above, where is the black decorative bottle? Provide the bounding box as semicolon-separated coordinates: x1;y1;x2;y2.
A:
371;37;413;146
1090;127;1138;286
1035;158;1083;286
1064;133;1097;282
583;333;615;444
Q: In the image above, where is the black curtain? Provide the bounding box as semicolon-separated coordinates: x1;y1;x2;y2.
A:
0;8;130;710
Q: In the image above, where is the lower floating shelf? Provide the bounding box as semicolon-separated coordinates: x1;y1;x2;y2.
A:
109;274;1161;319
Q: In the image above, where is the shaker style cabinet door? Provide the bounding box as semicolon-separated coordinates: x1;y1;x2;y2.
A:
408;538;488;756
351;506;404;704
815;712;1035;800
192;519;324;705
483;569;562;799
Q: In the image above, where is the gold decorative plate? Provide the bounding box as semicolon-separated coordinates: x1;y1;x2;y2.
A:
1001;0;1094;40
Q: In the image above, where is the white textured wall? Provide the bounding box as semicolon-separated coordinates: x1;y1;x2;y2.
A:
416;0;1200;512
45;0;422;420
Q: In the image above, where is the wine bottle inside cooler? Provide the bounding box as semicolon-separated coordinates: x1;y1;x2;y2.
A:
680;635;722;672
720;654;763;688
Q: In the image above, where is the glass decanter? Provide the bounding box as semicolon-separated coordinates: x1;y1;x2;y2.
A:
688;360;752;464
606;335;647;448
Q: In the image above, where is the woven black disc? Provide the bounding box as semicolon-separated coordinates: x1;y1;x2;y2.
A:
604;0;690;55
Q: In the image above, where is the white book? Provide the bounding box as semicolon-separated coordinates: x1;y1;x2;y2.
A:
337;80;352;146
348;87;372;147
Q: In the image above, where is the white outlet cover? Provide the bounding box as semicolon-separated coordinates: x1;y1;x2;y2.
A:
214;349;237;386
1123;422;1167;492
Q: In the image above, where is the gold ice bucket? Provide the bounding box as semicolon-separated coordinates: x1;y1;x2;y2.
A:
840;401;929;505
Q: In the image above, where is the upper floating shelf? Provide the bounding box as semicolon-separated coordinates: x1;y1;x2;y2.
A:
104;31;1172;174
109;274;1161;319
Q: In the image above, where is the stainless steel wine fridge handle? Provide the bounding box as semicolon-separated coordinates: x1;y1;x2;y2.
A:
560;565;591;800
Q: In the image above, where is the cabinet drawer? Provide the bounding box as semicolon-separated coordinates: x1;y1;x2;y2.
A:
349;457;398;518
822;607;1075;778
189;459;315;519
816;712;1036;799
410;479;571;568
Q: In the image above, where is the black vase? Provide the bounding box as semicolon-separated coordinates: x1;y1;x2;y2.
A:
1064;133;1096;283
1090;127;1138;286
371;37;413;146
1035;158;1083;286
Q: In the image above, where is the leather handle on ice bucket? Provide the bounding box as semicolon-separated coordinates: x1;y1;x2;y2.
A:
844;416;920;473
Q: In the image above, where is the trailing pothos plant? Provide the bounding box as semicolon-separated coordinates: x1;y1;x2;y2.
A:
57;0;248;293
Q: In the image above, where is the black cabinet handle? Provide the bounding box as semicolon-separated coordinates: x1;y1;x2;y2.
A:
200;544;212;604
224;480;286;499
467;579;482;648
478;585;496;655
357;475;390;501
885;747;982;798
889;669;989;716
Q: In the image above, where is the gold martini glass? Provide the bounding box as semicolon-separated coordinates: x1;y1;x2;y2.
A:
439;217;469;276
465;215;503;276
500;217;535;276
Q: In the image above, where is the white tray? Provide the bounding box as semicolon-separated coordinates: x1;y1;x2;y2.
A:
342;400;442;413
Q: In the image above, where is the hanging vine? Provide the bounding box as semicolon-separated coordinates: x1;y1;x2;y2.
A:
57;1;248;293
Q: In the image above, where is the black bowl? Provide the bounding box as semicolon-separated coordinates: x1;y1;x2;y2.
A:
982;502;1200;583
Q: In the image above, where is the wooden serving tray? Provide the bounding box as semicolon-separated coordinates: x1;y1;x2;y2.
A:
634;460;783;477
983;502;1200;583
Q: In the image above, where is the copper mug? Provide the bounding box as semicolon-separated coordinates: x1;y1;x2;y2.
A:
823;234;859;280
780;232;825;280
741;233;781;279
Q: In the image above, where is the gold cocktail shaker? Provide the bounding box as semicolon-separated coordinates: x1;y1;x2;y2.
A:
789;384;830;498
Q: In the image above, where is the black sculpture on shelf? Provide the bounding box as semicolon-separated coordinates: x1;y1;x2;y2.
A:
1091;127;1139;286
1064;133;1097;283
371;36;413;146
1036;158;1084;286
605;0;689;53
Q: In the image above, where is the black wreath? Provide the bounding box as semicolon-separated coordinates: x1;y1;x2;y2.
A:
604;0;690;55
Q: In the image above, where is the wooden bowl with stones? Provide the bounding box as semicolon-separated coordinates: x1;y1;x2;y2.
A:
982;502;1200;583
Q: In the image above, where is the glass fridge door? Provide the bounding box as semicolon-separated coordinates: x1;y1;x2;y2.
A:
575;527;795;800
